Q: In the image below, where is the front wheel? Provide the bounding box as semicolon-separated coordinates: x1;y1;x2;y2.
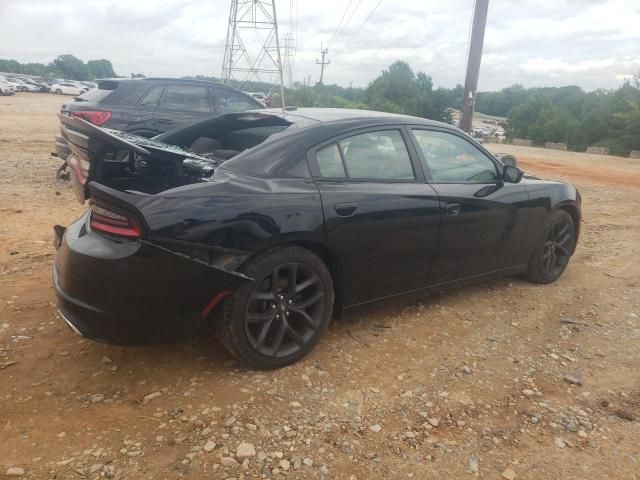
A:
526;210;575;284
55;89;62;95
217;246;334;369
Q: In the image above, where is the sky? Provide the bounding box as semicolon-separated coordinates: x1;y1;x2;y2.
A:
0;0;639;91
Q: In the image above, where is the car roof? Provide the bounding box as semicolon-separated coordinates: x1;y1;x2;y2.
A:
256;107;450;128
95;77;227;87
219;107;467;178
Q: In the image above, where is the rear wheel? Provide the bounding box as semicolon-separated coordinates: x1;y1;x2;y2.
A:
217;246;334;369
526;210;575;284
55;89;62;95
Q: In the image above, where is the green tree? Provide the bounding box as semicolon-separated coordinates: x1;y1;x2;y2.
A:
51;54;90;80
86;59;116;79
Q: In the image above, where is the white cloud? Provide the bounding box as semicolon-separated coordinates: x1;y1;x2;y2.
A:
520;57;617;74
0;0;638;91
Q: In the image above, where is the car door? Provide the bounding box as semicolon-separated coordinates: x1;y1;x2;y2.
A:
127;85;165;134
154;84;214;132
410;127;529;285
308;127;441;307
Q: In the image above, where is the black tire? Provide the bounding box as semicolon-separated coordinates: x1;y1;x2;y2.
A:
217;246;334;369
526;210;575;284
55;89;62;95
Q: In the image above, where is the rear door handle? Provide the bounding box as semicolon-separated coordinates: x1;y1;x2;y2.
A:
335;202;358;217
446;203;462;216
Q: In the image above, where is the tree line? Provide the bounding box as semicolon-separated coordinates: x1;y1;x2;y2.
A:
3;55;638;155
478;81;640;155
209;61;639;156
0;54;116;81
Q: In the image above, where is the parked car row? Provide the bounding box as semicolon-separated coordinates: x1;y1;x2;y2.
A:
0;72;96;95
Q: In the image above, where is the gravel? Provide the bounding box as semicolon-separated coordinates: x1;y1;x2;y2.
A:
5;467;25;477
235;442;256;459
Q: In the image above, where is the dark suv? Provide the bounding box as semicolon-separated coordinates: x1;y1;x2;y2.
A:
54;78;263;159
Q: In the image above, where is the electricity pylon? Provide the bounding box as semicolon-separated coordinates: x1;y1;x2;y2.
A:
221;0;286;104
283;33;295;88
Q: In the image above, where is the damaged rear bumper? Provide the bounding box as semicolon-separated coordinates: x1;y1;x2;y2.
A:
53;212;251;345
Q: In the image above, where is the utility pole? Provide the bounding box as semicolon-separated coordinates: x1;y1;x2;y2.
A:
459;0;489;133
316;45;330;86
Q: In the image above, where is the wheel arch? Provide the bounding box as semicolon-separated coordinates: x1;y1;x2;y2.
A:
238;240;345;317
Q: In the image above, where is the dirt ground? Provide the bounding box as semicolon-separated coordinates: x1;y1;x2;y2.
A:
1;93;639;480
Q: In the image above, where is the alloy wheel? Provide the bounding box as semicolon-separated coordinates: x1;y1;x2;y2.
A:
541;219;573;277
244;262;325;358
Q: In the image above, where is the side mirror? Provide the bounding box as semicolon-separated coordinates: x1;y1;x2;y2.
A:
503;165;524;183
496;153;518;167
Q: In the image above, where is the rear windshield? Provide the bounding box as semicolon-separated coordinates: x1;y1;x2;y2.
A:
77;86;113;103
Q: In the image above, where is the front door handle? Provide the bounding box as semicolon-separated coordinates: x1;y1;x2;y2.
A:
446;203;462;216
335;202;358;217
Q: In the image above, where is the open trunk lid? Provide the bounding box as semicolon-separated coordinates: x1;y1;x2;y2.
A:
59;114;217;203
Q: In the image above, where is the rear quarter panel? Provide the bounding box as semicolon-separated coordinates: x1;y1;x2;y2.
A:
91;172;326;259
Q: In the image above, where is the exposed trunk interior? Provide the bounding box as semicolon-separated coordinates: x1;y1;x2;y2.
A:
59;112;292;201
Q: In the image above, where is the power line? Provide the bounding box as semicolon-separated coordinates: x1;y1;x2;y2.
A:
332;0;384;60
331;0;365;49
326;0;355;49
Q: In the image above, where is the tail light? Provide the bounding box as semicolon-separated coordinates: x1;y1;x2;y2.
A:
89;200;143;238
71;110;112;126
67;154;90;185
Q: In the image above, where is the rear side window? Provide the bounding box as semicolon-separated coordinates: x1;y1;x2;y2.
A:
78;87;113;103
315;130;415;180
212;88;261;113
138;86;164;106
316;144;346;177
159;85;211;112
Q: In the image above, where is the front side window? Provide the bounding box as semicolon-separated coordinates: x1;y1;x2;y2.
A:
159;85;211;112
315;130;415;180
212;88;261;113
412;129;498;182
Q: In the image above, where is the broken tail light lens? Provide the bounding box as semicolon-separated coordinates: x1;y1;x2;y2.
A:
71;110;112;126
67;154;90;185
89;201;143;238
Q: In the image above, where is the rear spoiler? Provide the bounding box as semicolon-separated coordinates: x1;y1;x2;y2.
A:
59;113;150;156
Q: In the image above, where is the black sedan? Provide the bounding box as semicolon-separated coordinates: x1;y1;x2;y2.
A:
54;108;581;368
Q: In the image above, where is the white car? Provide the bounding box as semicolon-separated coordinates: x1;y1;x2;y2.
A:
7;77;39;92
0;76;16;95
50;82;85;95
15;77;44;92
